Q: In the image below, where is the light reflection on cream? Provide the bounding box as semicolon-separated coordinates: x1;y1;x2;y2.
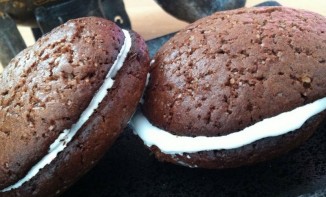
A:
131;97;326;154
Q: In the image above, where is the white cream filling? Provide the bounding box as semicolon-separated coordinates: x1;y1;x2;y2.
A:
131;97;326;155
1;29;132;192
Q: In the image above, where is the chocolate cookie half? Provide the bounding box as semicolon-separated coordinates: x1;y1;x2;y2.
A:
0;17;149;196
131;7;326;169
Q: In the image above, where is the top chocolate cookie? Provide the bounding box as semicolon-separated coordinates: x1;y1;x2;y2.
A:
144;6;326;137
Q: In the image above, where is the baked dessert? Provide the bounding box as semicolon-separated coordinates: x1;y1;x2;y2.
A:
131;7;326;169
0;17;149;196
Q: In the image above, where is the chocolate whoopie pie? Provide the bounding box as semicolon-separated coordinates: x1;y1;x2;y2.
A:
0;17;149;196
131;7;326;169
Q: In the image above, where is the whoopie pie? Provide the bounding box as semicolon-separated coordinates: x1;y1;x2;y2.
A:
0;17;149;196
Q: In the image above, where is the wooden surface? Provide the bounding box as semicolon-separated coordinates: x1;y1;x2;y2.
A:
0;0;325;71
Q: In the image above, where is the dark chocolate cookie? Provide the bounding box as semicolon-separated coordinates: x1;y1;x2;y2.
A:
131;7;326;169
0;17;149;196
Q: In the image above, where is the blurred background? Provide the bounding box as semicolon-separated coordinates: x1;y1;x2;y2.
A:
0;0;325;71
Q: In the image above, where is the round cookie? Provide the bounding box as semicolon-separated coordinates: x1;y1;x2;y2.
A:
0;17;149;196
131;7;326;169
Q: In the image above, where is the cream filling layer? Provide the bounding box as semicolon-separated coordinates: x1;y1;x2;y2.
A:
1;29;132;192
131;97;326;155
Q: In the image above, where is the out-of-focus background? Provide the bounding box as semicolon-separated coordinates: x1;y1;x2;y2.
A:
0;0;325;72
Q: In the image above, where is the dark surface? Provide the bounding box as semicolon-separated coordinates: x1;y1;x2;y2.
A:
62;121;326;197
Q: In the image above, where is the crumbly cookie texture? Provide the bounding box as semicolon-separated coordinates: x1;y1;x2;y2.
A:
143;7;326;168
145;6;326;137
0;17;149;196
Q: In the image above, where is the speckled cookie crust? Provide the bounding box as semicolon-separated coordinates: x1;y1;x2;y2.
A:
143;7;326;168
0;17;149;196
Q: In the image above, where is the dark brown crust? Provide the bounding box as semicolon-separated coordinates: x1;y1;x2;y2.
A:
142;7;326;168
1;19;149;196
150;113;325;169
144;7;326;137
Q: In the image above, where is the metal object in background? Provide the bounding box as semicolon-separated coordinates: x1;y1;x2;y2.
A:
154;0;246;22
35;0;102;34
254;1;282;7
0;13;26;66
35;0;131;34
100;0;131;29
0;0;131;66
0;0;66;27
0;0;131;30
